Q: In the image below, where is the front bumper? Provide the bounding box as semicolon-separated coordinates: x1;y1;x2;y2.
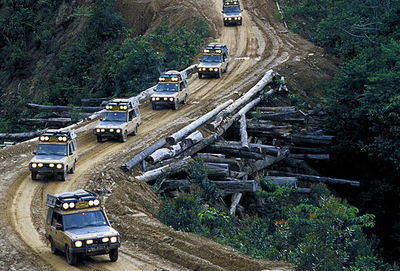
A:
94;130;123;139
224;18;242;25
70;242;120;256
29;167;64;175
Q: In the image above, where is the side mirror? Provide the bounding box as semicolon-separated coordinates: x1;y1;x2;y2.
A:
32;151;36;155
54;223;63;230
109;220;113;224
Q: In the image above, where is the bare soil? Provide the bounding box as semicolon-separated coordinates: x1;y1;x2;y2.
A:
0;0;338;270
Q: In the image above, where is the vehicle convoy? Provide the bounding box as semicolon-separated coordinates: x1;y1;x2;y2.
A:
197;43;229;79
45;190;121;265
29;129;78;181
94;98;141;142
222;0;243;26
150;70;189;110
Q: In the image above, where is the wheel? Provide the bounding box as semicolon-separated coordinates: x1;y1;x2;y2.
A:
31;171;38;180
69;164;75;174
172;102;179;110
216;71;222;78
151;103;157;110
120;131;127;142
182;94;188;104
132;125;138;136
198;73;203;79
97;135;102;142
50;238;60;255
109;248;118;262
59;172;66;182
224;64;228;73
66;245;78;265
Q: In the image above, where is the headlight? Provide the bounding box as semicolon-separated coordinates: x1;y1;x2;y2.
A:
156;97;160;101
224;18;228;21
31;163;37;168
62;136;67;142
209;68;213;71
38;163;43;168
75;241;82;248
169;98;174;101
228;17;232;20
110;128;114;132
62;203;69;210
93;199;100;206
69;202;75;208
151;97;156;101
49;163;54;168
86;240;93;245
56;164;63;169
214;68;219;72
110;236;118;243
44;136;49;141
88;200;94;206
96;128;101;133
39;136;45;141
102;237;109;243
164;97;168;101
116;129;121;133
100;128;105;132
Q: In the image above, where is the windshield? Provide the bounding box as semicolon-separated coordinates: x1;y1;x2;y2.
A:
63;210;108;230
200;54;222;63
223;6;240;14
156;83;179;92
36;144;67;156
102;112;126;122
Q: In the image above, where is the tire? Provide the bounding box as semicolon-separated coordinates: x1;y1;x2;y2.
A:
120;131;127;142
224;64;228;73
109;248;118;262
59;172;66;182
172;102;179;110
66;245;78;265
31;171;38;180
50;238;60;255
198;73;203;79
151;103;157;110
132;125;138;136
97;135;102;142
182;94;188;104
216;71;222;78
69;164;75;174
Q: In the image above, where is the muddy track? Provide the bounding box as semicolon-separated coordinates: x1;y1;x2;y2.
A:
0;0;317;270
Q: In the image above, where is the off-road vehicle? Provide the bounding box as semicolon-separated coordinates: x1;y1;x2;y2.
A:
197;43;229;79
94;97;141;142
45;190;121;265
150;70;189;110
29;129;78;181
222;0;243;26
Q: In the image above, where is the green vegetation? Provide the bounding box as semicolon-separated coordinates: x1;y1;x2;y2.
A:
160;163;398;270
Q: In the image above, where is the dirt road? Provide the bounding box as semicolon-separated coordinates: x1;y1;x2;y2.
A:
0;0;329;270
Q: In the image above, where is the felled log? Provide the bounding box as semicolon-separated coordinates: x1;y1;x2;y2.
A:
19;118;74;126
245;119;292;131
266;176;298;186
256;106;296;112
204;145;265;159
268;170;360;187
211;70;275;128
288;153;330;160
166;100;233;145
147;131;203;164
26;103;102;113
135;157;193;182
162;179;258;194
0;130;45;140
246;129;289;138
212;141;281;155
195;154;243;171
239;115;249;150
289;146;332;154
205;163;230;179
290;134;334;146
248;110;306;122
229;193;242;216
121;139;166;171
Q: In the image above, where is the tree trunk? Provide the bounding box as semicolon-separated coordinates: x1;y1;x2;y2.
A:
147;131;203;164
212;141;281;155
248;110;306;122
162;179;258;193
166;99;233;145
267;170;360;187
229;193;242;216
245;119;293;130
26;103;102;113
19;118;74;126
255;106;297;112
204;145;266;159
290;134;335;146
211;70;275;128
135;157;193;182
239;115;249;150
0;130;45;140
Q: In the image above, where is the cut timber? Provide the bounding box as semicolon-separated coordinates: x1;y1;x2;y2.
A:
288;153;330;160
147;131;203;164
135;157;193;182
19;118;74;126
121;139;166;172
229;193;242;216
256;106;296;112
248;110;306;122
26;103;102;113
195;154;243;171
0;130;44;140
162;179;259;194
212;141;281;155
204;145;265;159
211;70;275;128
245;119;292;130
239;115;249;150
166;100;233;145
291;134;335;146
205;164;230;179
266;176;297;186
268;171;360;187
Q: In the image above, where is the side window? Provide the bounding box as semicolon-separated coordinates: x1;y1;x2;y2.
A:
46;209;53;225
52;212;62;226
129;110;136;121
68;143;74;155
180;81;185;90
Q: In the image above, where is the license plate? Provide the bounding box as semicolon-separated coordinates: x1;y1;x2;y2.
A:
87;245;107;253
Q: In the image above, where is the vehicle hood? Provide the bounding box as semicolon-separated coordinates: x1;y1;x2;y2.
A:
96;121;125;129
30;155;67;163
198;62;222;68
224;12;242;17
65;225;119;240
151;92;178;98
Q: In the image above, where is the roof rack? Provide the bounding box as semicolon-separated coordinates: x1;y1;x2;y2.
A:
223;0;240;6
47;189;100;210
39;129;77;142
104;97;138;111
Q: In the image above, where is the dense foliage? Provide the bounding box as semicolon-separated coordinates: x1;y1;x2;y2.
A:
0;0;209;133
159;163;398;271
